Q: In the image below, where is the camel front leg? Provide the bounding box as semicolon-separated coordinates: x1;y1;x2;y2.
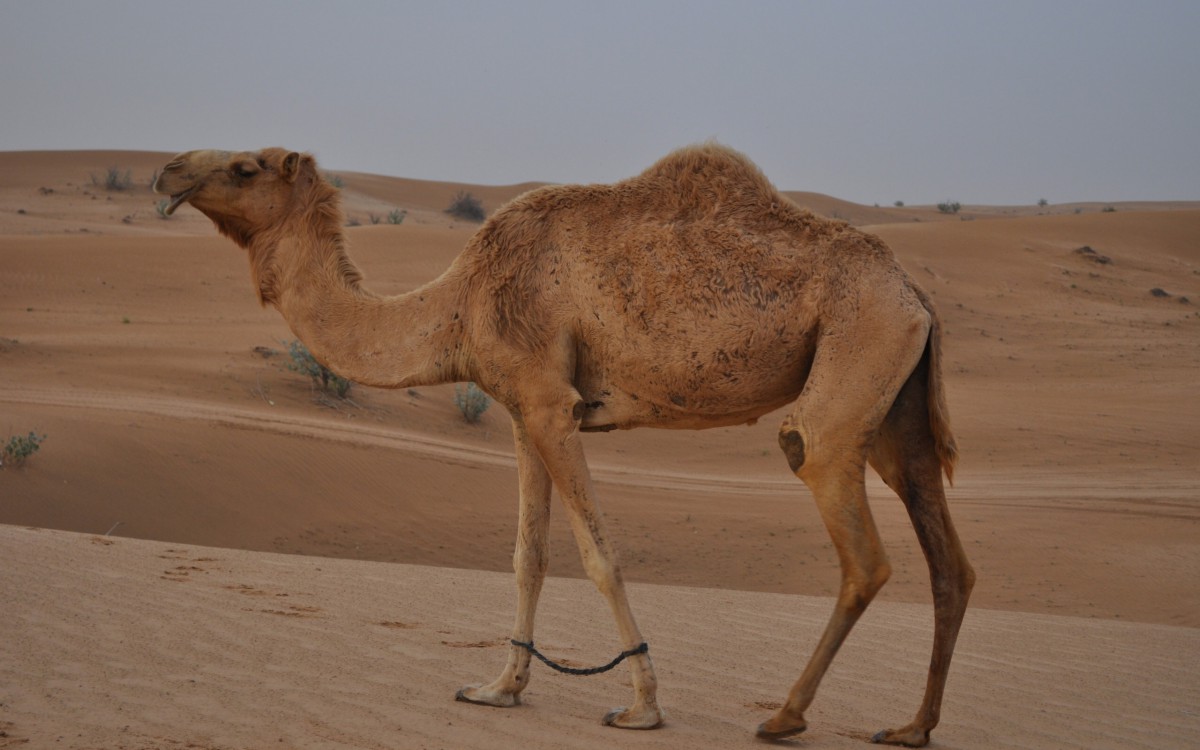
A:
524;398;663;730
456;419;552;708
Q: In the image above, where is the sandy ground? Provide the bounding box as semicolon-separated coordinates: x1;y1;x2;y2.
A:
2;150;1199;748
3;525;1199;750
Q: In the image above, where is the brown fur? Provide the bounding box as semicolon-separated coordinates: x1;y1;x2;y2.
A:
154;144;974;745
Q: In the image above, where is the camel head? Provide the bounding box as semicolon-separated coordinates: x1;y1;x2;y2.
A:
155;148;350;304
154;148;328;247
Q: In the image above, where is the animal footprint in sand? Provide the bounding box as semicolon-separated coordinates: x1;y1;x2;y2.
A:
258;605;322;618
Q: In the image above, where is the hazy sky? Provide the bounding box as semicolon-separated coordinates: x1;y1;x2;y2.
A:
2;1;1197;205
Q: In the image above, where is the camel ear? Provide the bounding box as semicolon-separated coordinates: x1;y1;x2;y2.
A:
281;152;302;183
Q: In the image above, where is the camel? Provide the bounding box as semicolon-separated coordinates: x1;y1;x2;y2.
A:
154;144;974;746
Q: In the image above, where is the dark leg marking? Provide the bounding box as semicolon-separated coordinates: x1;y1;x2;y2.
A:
779;430;806;473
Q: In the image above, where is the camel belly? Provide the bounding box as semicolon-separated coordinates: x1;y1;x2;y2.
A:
578;389;796;431
574;336;815;432
568;264;821;431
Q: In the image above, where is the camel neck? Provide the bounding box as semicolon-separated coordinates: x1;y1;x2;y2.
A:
266;232;471;390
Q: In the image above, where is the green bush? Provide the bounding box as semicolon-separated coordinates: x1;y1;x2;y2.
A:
446;191;485;222
454;382;491;423
937;200;962;214
2;432;46;468
284;340;353;398
387;209;407;225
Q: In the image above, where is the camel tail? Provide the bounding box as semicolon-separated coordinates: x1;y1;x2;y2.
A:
919;290;958;485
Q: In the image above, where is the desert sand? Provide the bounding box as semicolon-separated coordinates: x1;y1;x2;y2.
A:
1;150;1198;748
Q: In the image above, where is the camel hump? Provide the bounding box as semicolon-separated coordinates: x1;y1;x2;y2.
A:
637;143;785;215
641;143;770;185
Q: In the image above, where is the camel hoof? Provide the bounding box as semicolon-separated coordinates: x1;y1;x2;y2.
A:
870;726;929;747
601;705;664;730
455;685;519;708
755;719;807;741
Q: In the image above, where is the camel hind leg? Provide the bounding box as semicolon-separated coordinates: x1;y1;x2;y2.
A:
867;346;975;747
758;303;931;740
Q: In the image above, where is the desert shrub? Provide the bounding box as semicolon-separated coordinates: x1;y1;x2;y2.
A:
387;209;407;225
1075;246;1112;265
284;340;353;398
326;173;345;189
937;200;961;214
2;432;46;468
93;166;133;191
446;191;485;222
368;212;382;225
454;382;491;423
1037;198;1049;207
894;200;904;207
1102;206;1117;213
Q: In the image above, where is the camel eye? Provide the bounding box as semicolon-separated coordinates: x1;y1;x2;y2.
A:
233;162;259;179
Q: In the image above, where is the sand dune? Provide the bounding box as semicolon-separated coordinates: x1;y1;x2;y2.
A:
2;150;1199;747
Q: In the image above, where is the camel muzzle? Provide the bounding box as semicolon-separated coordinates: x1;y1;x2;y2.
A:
152;167;199;216
160;185;199;216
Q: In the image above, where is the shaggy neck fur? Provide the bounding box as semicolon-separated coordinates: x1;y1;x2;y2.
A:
221;169;470;389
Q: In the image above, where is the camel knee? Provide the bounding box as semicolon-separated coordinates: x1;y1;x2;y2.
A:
513;544;548;580
869;560;892;596
945;558;976;603
928;544;975;607
581;551;623;596
839;560;892;614
512;508;550;580
934;558;974;595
